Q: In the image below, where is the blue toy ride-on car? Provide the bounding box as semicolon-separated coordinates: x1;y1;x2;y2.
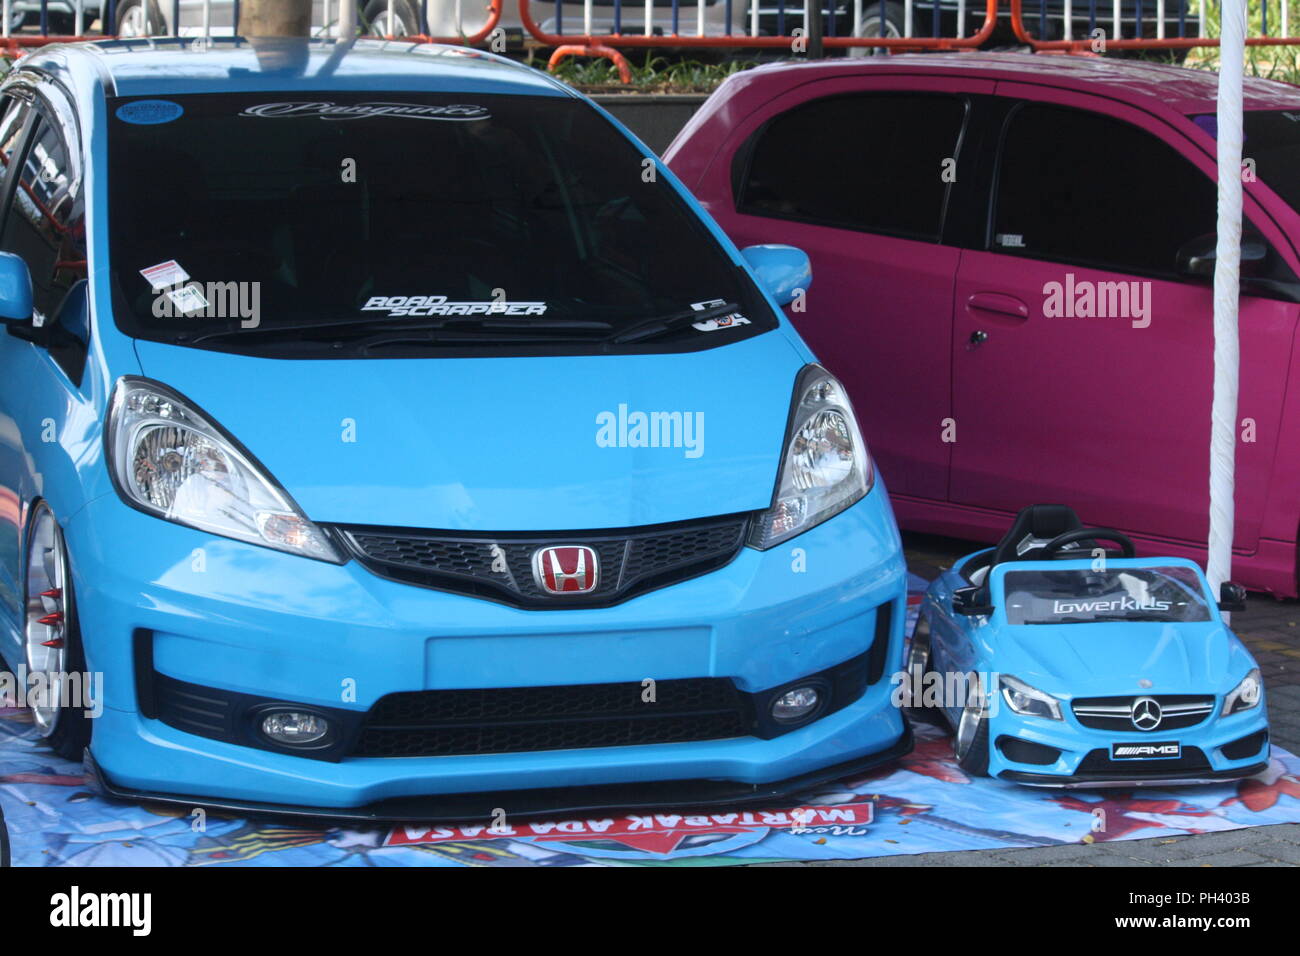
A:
906;504;1270;787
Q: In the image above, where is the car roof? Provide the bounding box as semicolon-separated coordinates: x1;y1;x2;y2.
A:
12;37;572;100
734;51;1300;114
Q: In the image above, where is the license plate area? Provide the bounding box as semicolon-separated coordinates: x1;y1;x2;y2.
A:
1111;741;1181;760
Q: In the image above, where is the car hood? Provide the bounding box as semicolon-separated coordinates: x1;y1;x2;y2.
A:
133;333;802;531
994;621;1242;696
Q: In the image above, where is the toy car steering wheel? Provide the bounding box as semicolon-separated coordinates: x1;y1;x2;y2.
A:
1039;527;1135;559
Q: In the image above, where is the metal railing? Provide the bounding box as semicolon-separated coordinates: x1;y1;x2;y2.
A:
0;0;501;50
1008;0;1300;50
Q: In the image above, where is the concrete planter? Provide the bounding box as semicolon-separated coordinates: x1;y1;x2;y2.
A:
590;93;711;155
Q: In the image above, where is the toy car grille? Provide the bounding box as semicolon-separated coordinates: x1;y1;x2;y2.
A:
353;678;750;758
329;514;749;609
1071;695;1216;731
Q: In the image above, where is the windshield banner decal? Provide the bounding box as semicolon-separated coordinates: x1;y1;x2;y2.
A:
239;102;491;121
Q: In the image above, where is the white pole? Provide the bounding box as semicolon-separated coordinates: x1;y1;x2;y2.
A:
750;0;758;35
1199;0;1206;37
903;0;912;36
647;0;654;36
1113;0;1120;40
4;0;11;38
697;0;704;35
1156;0;1164;38
1062;0;1070;39
957;0;965;38
202;0;211;37
1208;0;1246;602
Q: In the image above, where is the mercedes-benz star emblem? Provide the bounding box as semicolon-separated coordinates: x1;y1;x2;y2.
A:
1131;696;1163;731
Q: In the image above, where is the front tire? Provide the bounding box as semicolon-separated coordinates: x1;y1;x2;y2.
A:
953;673;991;776
115;0;166;37
23;503;91;762
903;613;946;727
364;0;420;36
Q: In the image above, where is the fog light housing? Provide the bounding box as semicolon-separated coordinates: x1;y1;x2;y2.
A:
772;685;821;722
260;710;330;746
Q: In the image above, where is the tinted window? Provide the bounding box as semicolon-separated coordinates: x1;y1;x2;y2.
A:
1199;109;1300;215
1002;567;1212;626
993;104;1217;275
1;112;85;328
736;93;967;241
0;95;31;198
107;92;774;356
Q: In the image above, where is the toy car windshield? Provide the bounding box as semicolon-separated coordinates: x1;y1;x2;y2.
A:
1001;566;1212;625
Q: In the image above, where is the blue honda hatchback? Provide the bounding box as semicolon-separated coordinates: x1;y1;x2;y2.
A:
0;37;908;819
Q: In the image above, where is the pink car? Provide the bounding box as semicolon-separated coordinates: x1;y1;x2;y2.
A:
666;52;1300;597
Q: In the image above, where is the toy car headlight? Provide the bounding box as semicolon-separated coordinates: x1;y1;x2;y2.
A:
1000;675;1062;720
106;378;341;562
1222;669;1263;717
748;365;874;549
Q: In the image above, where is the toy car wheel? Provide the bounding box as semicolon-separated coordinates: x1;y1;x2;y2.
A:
953;674;991;776
23;503;91;762
903;613;946;727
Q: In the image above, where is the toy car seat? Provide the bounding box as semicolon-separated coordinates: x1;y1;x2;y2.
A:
960;503;1085;588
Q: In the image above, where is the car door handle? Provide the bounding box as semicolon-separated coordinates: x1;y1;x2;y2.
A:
966;292;1029;320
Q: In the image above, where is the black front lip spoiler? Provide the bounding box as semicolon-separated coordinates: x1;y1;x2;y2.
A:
999;758;1270;789
83;725;913;824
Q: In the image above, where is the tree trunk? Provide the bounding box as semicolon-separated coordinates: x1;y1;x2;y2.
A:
239;0;313;36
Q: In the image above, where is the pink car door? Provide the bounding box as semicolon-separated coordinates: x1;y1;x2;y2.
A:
702;77;995;503
950;88;1299;554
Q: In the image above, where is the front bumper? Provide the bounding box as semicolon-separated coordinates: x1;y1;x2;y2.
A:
65;488;909;813
84;725;913;822
986;707;1271;788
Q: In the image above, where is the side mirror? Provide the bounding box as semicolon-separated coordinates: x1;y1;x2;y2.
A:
953;586;994;617
1176;234;1269;280
1218;581;1247;613
740;244;811;307
0;252;32;324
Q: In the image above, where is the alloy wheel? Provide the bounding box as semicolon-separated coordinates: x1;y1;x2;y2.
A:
23;507;69;737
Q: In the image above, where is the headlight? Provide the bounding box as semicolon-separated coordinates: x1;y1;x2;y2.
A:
1222;669;1262;716
106;378;341;562
1000;675;1062;720
748;365;874;549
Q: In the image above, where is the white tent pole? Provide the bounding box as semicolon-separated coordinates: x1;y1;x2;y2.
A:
1208;0;1246;603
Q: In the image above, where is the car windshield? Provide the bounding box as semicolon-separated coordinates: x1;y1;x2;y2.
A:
1001;567;1213;626
1192;109;1300;218
106;91;774;356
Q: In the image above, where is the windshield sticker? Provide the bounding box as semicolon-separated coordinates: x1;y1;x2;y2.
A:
140;260;191;291
689;299;750;332
164;284;210;316
116;99;185;125
362;295;547;318
240;102;491;122
1051;597;1173;615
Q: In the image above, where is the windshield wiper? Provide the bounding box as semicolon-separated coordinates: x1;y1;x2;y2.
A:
607;301;741;345
177;315;613;347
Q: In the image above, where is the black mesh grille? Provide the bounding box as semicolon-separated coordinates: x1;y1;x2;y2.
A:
331;514;748;608
1071;694;1215;731
355;677;750;758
